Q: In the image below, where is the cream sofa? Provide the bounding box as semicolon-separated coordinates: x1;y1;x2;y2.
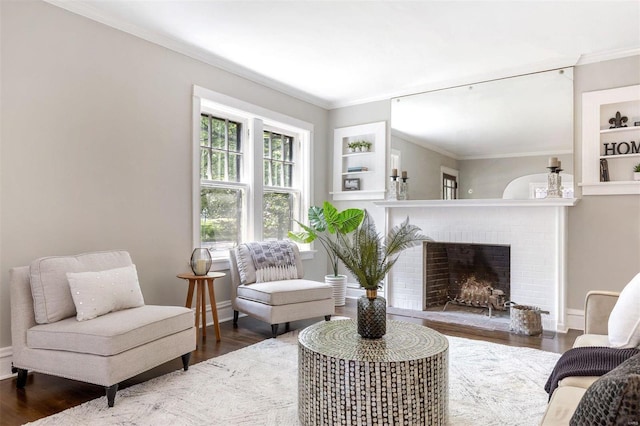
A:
540;290;629;425
541;280;640;426
10;250;196;407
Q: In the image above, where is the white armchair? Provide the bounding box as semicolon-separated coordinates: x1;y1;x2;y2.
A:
229;241;334;337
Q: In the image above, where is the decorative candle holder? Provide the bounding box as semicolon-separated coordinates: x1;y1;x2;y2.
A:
190;248;212;276
546;166;563;198
387;175;399;200
398;178;409;200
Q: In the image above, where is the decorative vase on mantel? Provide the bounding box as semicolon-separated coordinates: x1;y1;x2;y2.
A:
357;288;386;339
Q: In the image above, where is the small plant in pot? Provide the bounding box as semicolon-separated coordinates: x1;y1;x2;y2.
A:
288;201;364;306
634;163;640;181
327;211;430;338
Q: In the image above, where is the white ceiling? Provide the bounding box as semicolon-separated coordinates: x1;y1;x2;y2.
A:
47;1;640;109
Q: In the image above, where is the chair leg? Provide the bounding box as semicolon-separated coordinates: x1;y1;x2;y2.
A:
325;315;331;321
271;324;279;337
181;352;191;371
233;310;239;327
11;365;28;389
106;384;118;407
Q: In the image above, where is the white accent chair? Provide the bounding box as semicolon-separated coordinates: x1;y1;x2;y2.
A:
10;250;196;407
229;241;334;337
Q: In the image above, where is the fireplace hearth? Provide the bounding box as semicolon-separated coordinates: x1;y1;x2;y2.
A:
424;242;510;316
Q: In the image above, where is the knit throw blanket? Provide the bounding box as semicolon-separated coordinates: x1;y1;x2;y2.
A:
544;346;640;398
241;241;298;283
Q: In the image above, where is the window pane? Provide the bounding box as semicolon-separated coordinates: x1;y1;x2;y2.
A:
271;133;282;160
263;191;292;240
200;148;210;180
263;160;271;186
284;164;292;187
271;161;282;187
211;117;225;150
210;151;226;180
228;153;241;182
201;187;243;254
200;115;210;147
283;136;293;161
228;121;240;151
263;133;271;158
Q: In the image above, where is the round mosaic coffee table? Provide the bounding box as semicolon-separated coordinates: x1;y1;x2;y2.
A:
298;319;448;425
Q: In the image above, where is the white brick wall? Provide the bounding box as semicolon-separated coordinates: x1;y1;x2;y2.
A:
384;205;569;331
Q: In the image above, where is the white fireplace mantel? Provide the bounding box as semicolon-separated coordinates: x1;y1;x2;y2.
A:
374;198;580;333
375;198;579;208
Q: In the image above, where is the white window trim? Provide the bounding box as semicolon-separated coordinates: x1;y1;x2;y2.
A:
193;85;314;269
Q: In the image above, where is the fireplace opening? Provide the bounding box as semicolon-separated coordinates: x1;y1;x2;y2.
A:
423;242;510;317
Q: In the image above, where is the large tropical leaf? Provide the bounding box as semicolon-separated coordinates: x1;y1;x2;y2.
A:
308;205;327;233
323;201;364;235
287;221;317;243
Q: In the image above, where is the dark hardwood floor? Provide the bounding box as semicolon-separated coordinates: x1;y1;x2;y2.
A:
0;301;580;426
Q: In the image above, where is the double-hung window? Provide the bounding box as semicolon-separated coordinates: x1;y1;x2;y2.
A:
262;128;300;241
199;114;246;257
194;86;312;261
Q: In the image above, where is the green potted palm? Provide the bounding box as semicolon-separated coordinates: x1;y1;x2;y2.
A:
288;201;364;306
327;210;430;338
634;163;640;181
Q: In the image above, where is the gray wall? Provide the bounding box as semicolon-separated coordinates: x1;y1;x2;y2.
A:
0;1;329;348
568;55;640;309
329;56;640;313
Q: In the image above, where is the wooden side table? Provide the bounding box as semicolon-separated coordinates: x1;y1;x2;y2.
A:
177;272;225;342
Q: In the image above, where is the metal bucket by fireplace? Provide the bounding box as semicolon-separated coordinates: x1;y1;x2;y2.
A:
507;303;549;336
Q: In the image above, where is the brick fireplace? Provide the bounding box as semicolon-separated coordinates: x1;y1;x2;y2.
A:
424;242;510;313
376;198;578;332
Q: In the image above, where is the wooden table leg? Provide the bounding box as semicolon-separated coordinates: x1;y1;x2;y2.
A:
195;280;202;339
185;280;195;308
207;279;221;342
199;280;207;339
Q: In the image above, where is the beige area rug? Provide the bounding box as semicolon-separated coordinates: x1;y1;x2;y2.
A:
27;322;561;426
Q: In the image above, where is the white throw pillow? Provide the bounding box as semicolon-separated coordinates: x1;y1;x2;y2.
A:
67;264;145;321
608;273;640;348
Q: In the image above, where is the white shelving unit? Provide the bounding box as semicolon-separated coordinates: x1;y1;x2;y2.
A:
580;85;640;195
332;121;387;201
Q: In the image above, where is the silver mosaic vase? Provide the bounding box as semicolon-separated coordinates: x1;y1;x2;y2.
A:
357;289;386;339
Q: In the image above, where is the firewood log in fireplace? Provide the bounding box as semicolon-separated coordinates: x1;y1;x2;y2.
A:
455;276;507;311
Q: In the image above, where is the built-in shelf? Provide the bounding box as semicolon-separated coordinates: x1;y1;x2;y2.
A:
333;121;387;201
341;171;372;176
580;84;640;195
599;127;640;134
599;153;640;159
342;152;374;158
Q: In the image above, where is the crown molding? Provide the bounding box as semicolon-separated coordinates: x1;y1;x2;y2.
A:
576;46;640;66
43;0;332;110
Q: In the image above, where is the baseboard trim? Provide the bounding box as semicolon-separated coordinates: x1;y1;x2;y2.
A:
0;346;14;381
566;308;585;331
203;300;234;327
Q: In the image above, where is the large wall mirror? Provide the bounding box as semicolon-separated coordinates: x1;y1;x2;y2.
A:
391;67;574;200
